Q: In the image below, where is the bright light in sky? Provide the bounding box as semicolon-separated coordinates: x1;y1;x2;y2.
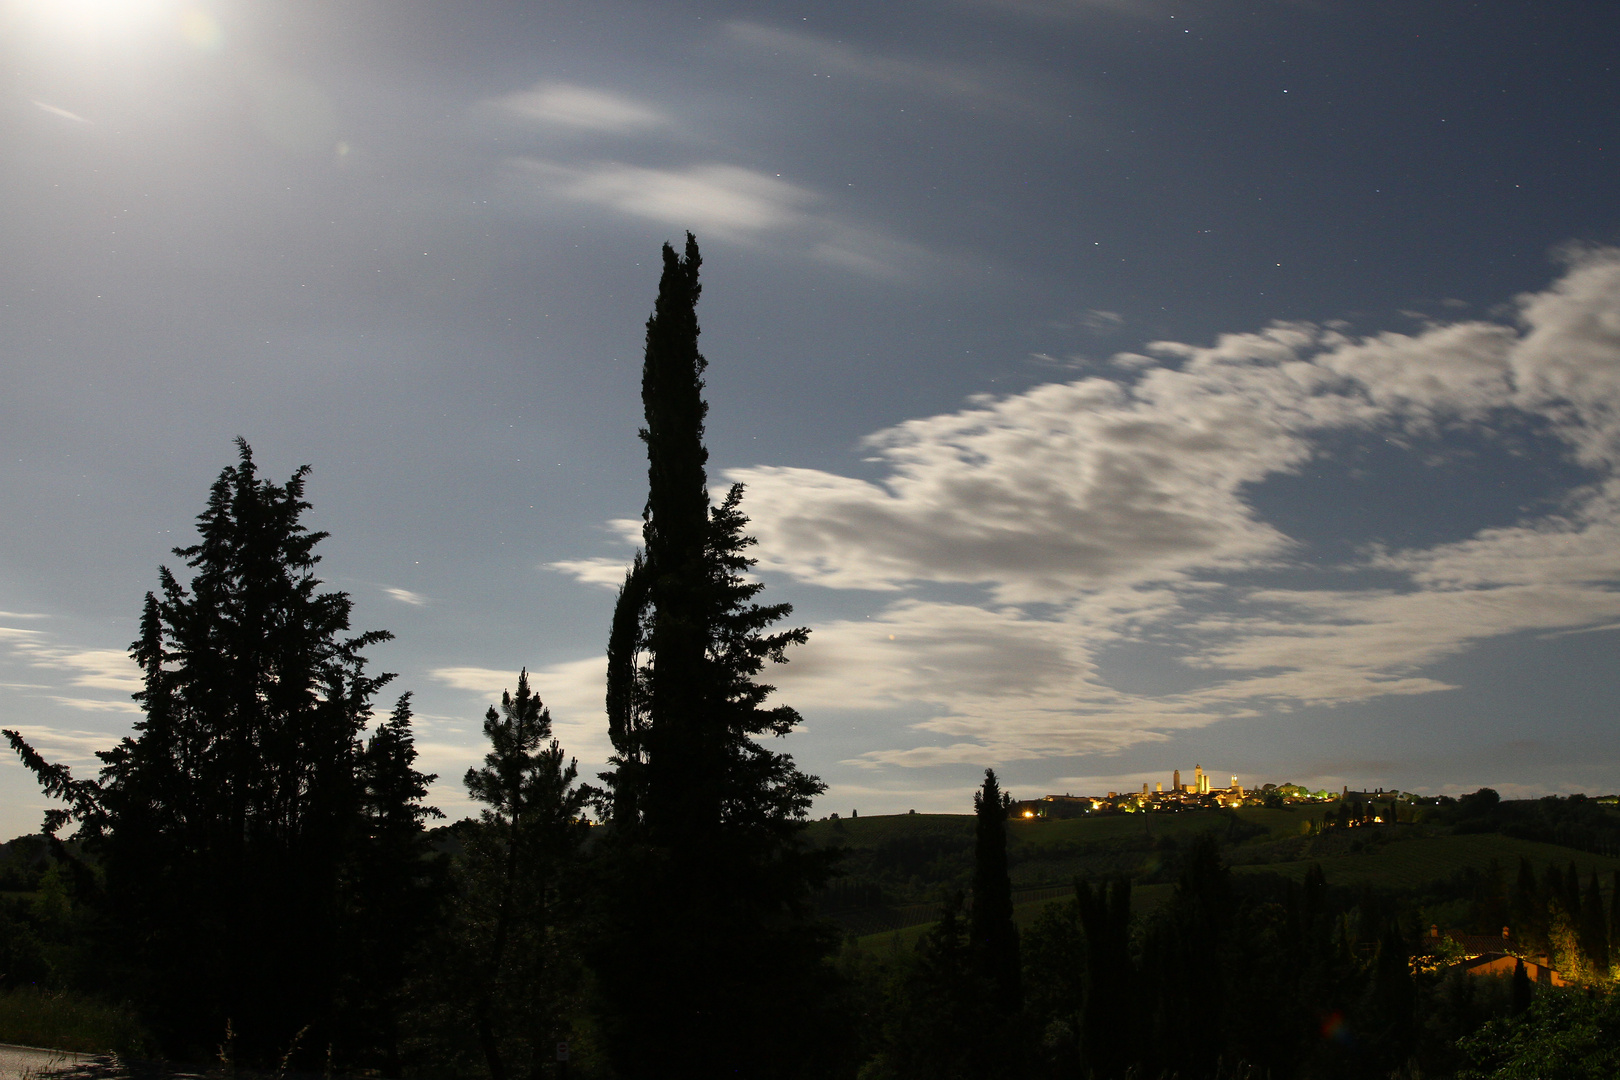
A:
5;0;197;46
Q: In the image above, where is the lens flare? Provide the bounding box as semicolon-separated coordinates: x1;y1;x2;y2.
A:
1319;1011;1352;1046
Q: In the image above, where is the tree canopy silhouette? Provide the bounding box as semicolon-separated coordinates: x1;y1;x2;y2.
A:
591;235;839;1078
5;440;437;1063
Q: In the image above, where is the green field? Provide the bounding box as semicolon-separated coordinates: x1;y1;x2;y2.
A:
824;807;1620;951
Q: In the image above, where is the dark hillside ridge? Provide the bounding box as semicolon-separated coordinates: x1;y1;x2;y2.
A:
808;799;1620;939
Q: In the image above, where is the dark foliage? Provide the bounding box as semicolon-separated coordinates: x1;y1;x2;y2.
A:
870;894;995;1080
972;770;1022;1014
1458;986;1620;1078
589;235;842;1078
4;441;439;1066
1441;790;1620;858
419;672;589;1080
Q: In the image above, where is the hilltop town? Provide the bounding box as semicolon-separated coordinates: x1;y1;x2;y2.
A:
1010;764;1420;818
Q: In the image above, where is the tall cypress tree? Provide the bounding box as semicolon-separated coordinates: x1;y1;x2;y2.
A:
592;236;836;1078
1579;870;1609;975
5;441;430;1063
971;769;1021;1013
1511;857;1546;951
1076;876;1134;1078
1610;870;1620;969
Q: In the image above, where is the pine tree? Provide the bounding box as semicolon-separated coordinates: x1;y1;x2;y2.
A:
971;769;1021;1013
591;236;836;1078
459;672;588;1080
5;440;427;1062
340;693;445;1072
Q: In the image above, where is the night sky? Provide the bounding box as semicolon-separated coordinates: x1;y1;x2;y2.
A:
3;0;1619;835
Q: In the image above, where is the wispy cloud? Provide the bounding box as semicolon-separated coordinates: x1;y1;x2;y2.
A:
8;639;141;696
2;725;117;764
541;248;1620;771
46;696;143;714
511;159;816;239
383;586;428;606
0;620;142;715
548;557;630;589
506;158;924;278
723;22;1029;112
955;0;1172;19
30;100;90;124
485;82;668;134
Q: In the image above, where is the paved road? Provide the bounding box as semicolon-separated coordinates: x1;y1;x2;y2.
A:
0;1045;91;1080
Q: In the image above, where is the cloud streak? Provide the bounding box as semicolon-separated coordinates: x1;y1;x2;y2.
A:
487;82;668;134
723;22;1029;113
546;250;1620;775
682;250;1620;767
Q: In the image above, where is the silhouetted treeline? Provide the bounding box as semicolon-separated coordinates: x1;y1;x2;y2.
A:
1439;786;1620;857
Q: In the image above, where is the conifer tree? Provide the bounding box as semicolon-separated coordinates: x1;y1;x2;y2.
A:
971;769;1021;1013
1611;870;1620;969
339;692;445;1071
591;236;835;1078
1579;870;1609;975
1076;876;1134;1078
5;440;429;1062
459;672;588;1080
880;893;983;1080
1511;857;1546;952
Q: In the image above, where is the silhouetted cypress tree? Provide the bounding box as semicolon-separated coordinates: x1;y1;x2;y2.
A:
591;237;837;1079
971;769;1021;1013
1511;857;1546;951
1366;919;1417;1073
601;552;649;827
1510;958;1533;1015
1076;876;1133;1078
1579;870;1609;974
5;440;422;1063
1611;870;1620;964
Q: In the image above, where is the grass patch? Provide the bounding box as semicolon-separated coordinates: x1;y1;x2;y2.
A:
0;987;152;1055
